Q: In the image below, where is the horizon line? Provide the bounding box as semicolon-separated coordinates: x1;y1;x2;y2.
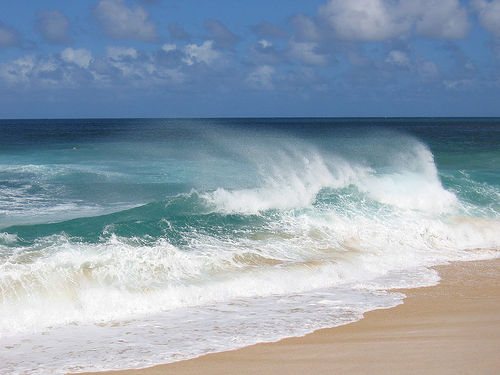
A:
2;116;500;121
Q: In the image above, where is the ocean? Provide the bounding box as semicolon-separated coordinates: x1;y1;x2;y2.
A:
1;118;499;374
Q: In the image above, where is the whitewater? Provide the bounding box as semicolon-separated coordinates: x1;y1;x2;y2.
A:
0;118;499;374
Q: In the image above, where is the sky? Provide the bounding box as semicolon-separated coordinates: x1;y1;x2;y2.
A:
1;0;500;118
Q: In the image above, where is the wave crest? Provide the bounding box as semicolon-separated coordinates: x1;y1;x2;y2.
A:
203;136;457;214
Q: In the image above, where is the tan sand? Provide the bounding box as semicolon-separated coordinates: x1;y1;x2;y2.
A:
77;258;500;375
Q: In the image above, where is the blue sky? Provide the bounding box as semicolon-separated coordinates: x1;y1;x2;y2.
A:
1;0;500;118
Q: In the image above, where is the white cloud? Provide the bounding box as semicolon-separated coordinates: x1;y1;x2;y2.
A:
386;50;410;66
162;44;177;53
0;21;19;47
0;56;35;84
288;40;327;66
246;65;275;89
36;10;71;44
105;56;184;86
183;41;220;66
319;0;409;41
472;0;500;37
412;0;470;39
258;40;272;49
61;48;93;68
318;0;470;41
94;47;186;87
95;0;157;41
103;47;139;79
443;79;473;89
385;50;439;79
0;55;65;87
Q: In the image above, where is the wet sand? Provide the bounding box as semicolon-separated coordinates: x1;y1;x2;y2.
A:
78;258;500;375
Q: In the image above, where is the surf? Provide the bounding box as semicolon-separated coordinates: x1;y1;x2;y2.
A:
1;118;499;374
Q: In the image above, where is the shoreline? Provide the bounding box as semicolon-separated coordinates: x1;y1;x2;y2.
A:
76;258;500;375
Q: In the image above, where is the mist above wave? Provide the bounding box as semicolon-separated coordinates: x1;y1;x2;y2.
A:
202;130;457;214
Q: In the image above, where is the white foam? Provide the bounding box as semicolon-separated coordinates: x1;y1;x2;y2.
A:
0;284;404;375
203;139;458;215
355;143;457;212
203;151;360;213
1;209;499;339
0;232;18;245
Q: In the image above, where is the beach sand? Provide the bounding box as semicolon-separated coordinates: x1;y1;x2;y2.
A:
78;258;500;375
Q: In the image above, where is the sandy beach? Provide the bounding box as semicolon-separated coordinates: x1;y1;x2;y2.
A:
77;257;500;375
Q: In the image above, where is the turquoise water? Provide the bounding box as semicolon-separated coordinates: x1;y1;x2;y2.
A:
1;118;499;374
